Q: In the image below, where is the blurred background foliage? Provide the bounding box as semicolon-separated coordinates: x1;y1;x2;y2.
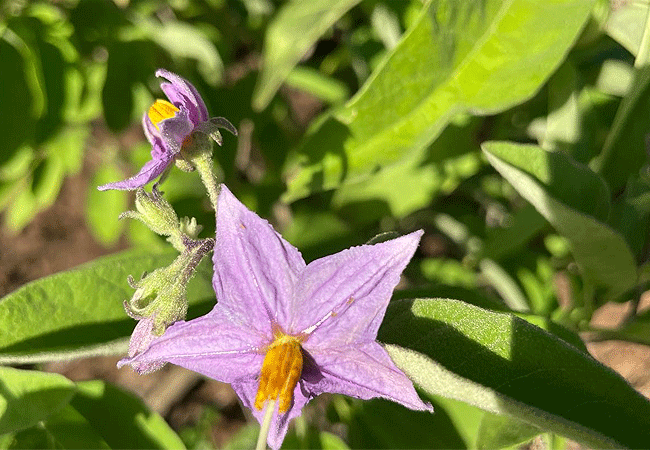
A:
3;0;650;448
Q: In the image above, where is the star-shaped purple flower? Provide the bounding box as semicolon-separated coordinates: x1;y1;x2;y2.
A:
127;185;432;448
98;69;236;191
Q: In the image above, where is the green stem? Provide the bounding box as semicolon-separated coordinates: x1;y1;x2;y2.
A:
192;153;221;211
256;399;276;450
635;4;650;68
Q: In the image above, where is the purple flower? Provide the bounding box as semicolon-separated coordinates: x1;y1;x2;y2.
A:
98;69;236;191
128;185;432;448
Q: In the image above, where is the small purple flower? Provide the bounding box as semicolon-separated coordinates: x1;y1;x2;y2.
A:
98;69;236;191
127;186;432;448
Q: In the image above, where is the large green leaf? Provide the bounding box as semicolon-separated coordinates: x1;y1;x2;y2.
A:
70;380;185;449
252;0;362;111
482;141;637;302
378;298;650;448
284;0;595;201
0;367;75;435
0;250;215;364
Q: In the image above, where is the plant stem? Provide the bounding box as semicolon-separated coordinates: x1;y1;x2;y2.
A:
192;152;221;211
256;399;276;450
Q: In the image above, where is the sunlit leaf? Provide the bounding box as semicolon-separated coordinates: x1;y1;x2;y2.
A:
379;298;650;448
86;163;128;246
0;367;75;435
70;380;185;449
284;0;595;201
605;1;648;56
0;250;214;364
482;141;637;302
253;0;363;110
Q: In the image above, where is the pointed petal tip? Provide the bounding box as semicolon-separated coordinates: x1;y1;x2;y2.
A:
117;355;166;375
155;68;174;80
97;181;133;191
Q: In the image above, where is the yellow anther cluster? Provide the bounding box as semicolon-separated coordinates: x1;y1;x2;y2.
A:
148;99;179;130
255;334;303;413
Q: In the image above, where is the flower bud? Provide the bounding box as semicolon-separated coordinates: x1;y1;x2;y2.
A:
120;187;179;237
180;216;203;239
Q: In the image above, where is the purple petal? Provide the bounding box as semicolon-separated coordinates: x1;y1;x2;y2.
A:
232;377;312;450
289;231;423;346
156;69;209;124
126;308;265;383
213;185;306;334
142;113;169;159
97;154;173;191
304;342;432;412
158;108;194;152
117;316;166;374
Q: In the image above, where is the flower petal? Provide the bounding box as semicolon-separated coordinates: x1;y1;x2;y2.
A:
158;108;194;152
290;231;423;346
97;154;173;191
126;307;264;383
212;185;306;334
232;377;312;450
156;69;209;124
142;113;169;159
117;316;166;374
304;342;432;412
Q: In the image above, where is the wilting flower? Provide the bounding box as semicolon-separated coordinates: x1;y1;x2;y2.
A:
98;69;236;191
127;186;432;448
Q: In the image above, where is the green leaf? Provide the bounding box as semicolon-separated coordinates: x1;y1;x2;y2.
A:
482;204;548;261
252;0;363;111
85;163;128;246
592;65;650;194
46;126;90;176
605;1;648;56
285;67;349;104
476;413;541;449
70;380;185;449
482;141;637;302
0;31;38;160
41;404;110;449
146;21;223;85
330;116;482;219
4;179;38;232
479;259;529;312
32;153;65;209
0;250;215;364
0;367;75;435
346;396;478;449
589;309;650;346
102;41;136;132
379;298;650;448
319;431;348;450
284;0;595;201
484;141;611;222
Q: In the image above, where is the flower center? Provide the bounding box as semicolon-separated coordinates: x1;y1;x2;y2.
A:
148;99;179;130
254;334;303;414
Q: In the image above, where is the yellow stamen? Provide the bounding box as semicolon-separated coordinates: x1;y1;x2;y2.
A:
255;334;303;413
148;99;179;130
